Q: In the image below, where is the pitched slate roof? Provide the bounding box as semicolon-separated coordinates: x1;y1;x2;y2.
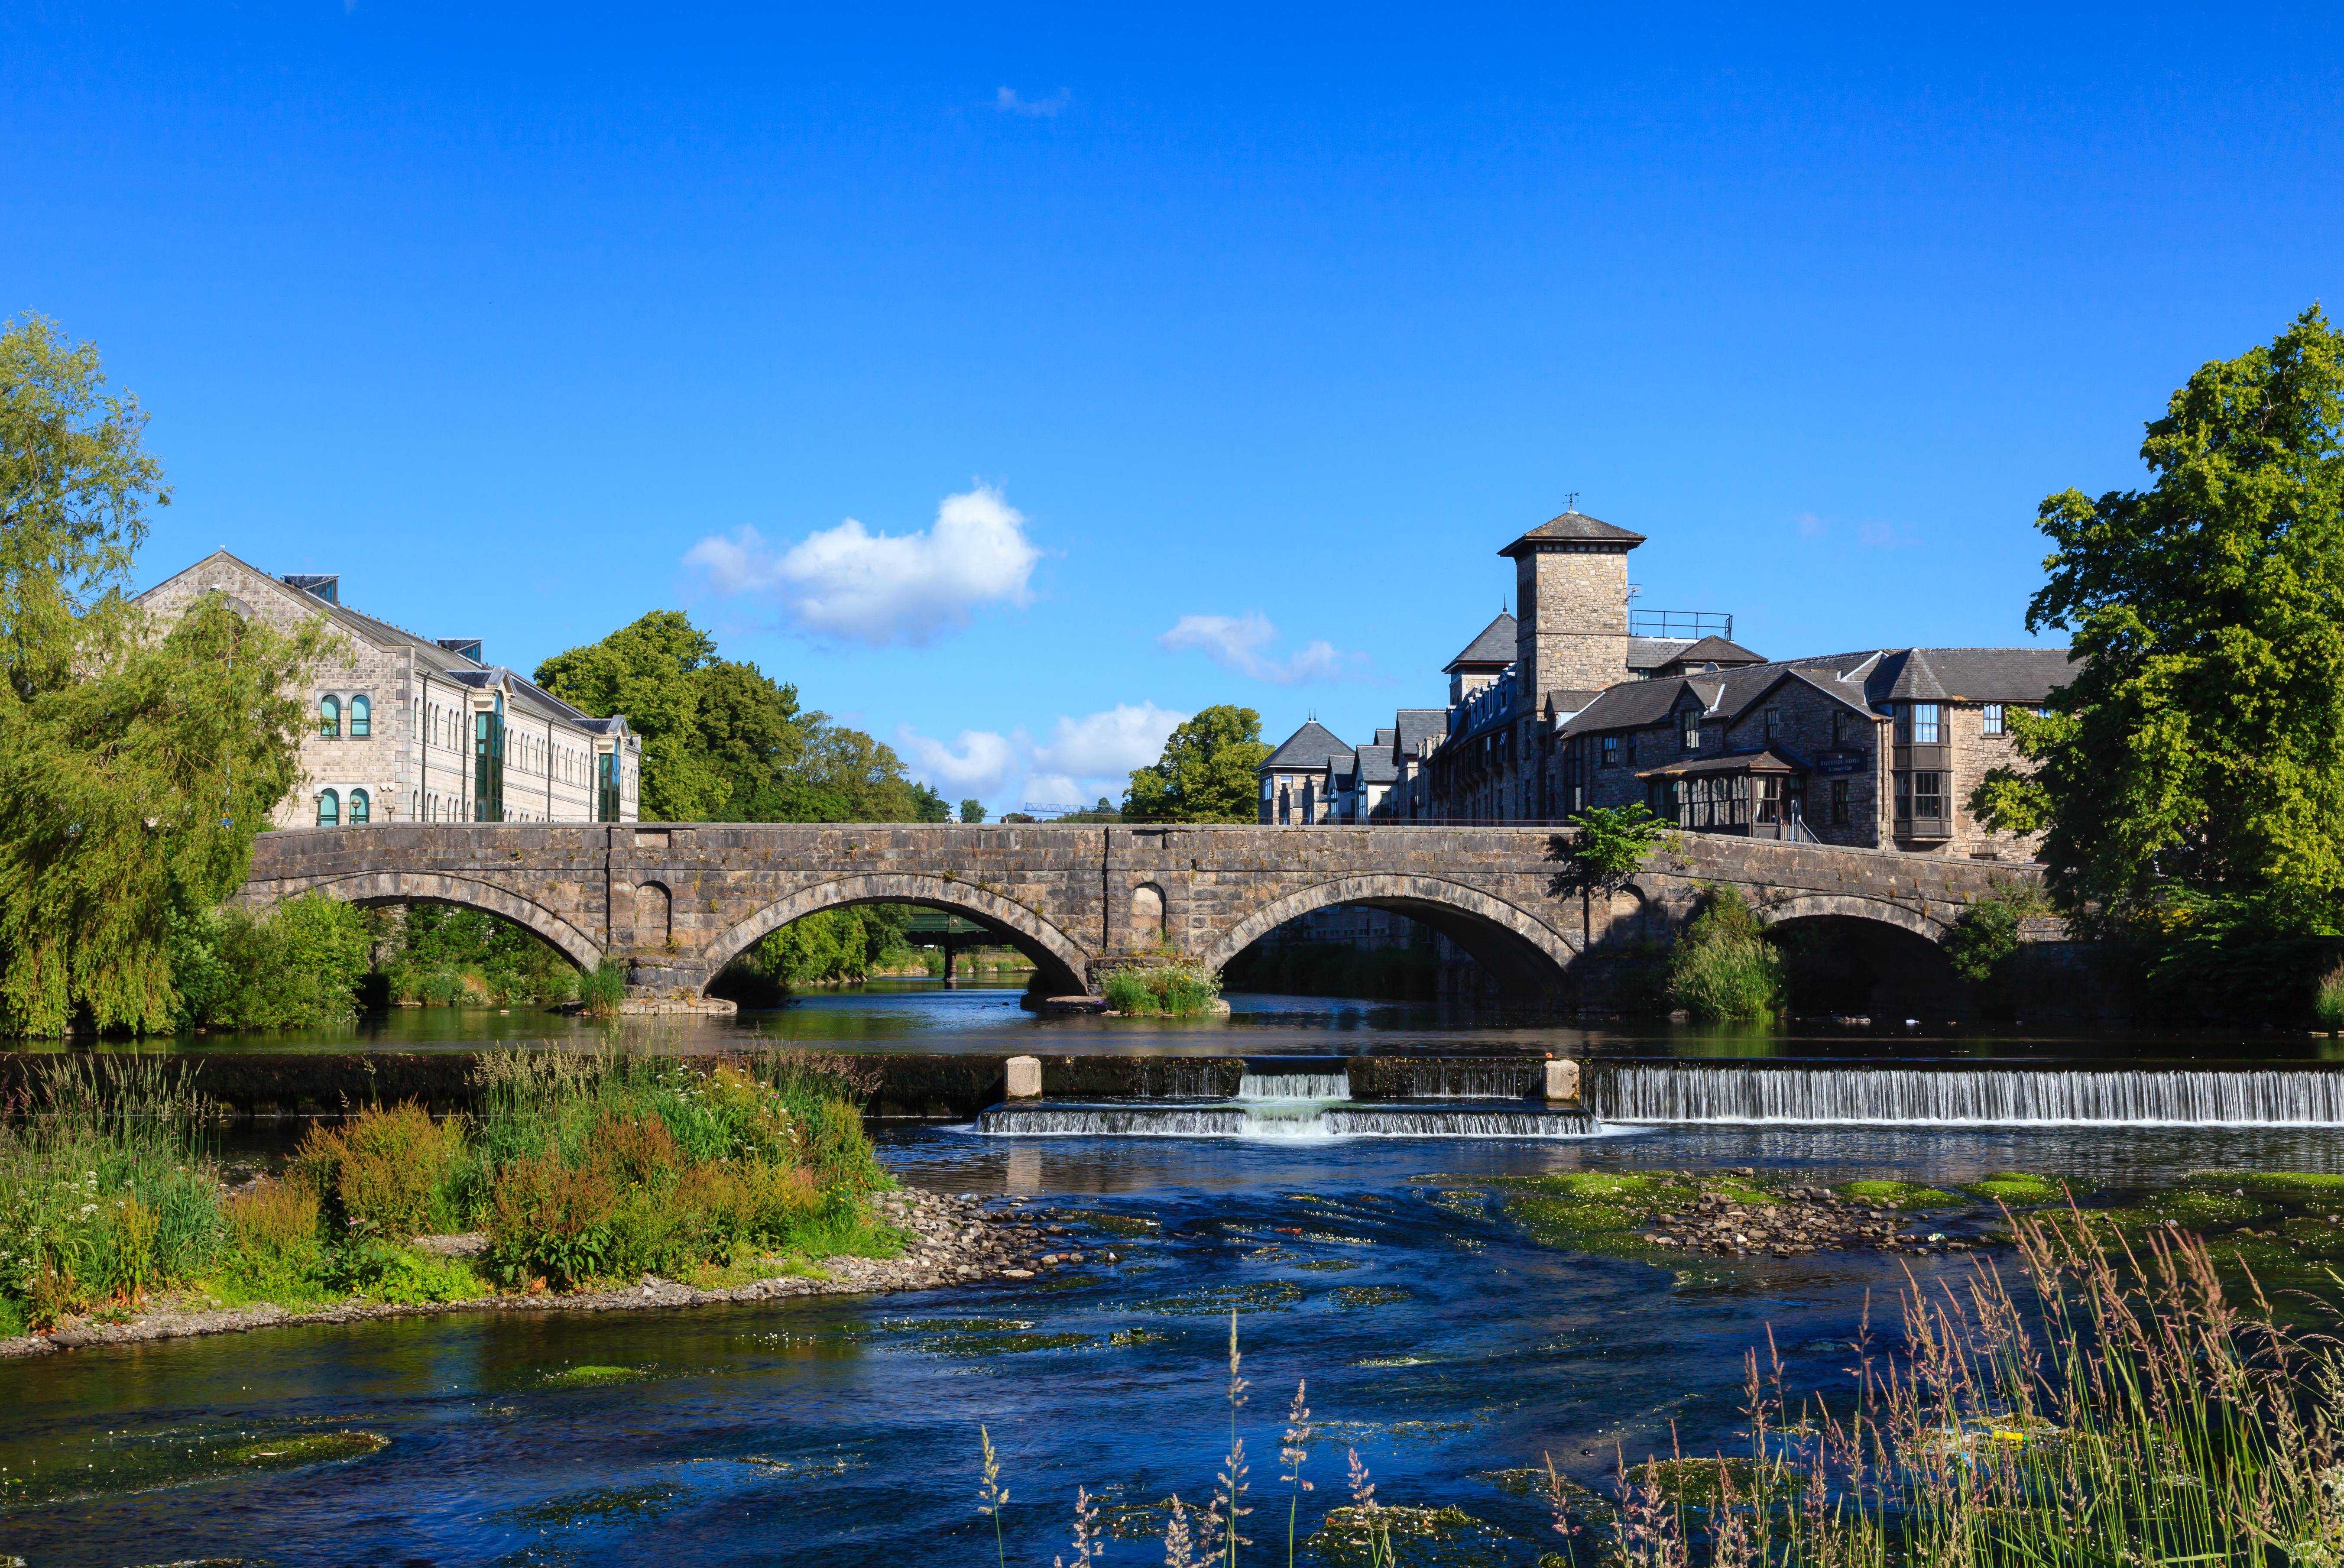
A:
1393;709;1447;758
1498;509;1647;557
1665;635;1767;667
1637;745;1809;778
1444;612;1517;672
1262;720;1355;771
1873;648;2075;703
1555;645;2076;739
1627;637;1695;670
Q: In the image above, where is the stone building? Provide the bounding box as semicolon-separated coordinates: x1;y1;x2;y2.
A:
1262;508;2072;859
136;551;641;829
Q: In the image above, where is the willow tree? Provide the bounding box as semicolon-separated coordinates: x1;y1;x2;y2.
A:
1973;305;2344;936
0;316;334;1034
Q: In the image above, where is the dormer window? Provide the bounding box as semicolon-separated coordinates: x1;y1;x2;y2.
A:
1681;708;1700;752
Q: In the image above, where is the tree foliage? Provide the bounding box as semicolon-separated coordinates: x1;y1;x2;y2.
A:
168;891;371;1030
1123;705;1270;823
532;609;930;822
0;314;169;701
0;590;338;1034
1973;306;2344;933
1568;803;1667;887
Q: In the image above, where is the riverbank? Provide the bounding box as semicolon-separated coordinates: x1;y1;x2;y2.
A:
0;1185;1113;1359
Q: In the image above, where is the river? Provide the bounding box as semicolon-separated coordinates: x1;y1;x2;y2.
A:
8;983;2344;1565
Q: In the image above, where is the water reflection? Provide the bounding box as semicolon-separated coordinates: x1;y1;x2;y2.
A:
39;975;2342;1063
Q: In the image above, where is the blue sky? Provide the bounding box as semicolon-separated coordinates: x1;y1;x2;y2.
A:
8;4;2341;811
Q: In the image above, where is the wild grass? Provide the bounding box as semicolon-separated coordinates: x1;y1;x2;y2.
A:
985;1209;2344;1568
2317;963;2344;1030
1667;886;1785;1023
578;957;630;1018
1105;961;1222;1017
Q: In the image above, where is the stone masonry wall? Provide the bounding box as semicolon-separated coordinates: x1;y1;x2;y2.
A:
243;822;2045;1001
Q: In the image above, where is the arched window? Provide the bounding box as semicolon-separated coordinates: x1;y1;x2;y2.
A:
319;695;340;738
348;789;370;825
317;789;340;827
350;696;370;737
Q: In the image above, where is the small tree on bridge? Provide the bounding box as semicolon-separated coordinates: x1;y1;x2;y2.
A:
1563;804;1668;949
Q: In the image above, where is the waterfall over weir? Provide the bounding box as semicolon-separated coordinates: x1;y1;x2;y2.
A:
1591;1063;2344;1127
977;1067;1598;1138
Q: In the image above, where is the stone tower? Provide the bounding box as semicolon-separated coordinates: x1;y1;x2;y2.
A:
1497;509;1644;708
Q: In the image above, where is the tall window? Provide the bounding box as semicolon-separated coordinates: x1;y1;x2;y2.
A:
1888;703;1906;743
1830;779;1850;824
1830;709;1845;745
1983;703;2004;736
1911;703;1941;744
349;788;370;825
1601;735;1620;768
1913;770;1944;820
1681;709;1700;751
1894;772;1910;821
319;695;340;738
1756;776;1781;824
1764;706;1781;739
350;695;370;737
316;788;340;827
474;699;506;822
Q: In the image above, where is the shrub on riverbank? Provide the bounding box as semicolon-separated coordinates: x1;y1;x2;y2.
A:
0;1046;893;1334
166;892;372;1030
1666;886;1783;1022
1104;962;1221;1016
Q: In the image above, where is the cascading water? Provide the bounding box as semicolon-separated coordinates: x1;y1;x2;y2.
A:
1237;1072;1351;1101
976;1066;1600;1138
1592;1063;2344;1127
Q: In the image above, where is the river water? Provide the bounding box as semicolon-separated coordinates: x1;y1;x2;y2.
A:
9;983;2344;1565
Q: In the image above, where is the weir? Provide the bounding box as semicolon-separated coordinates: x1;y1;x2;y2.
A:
1590;1062;2344;1127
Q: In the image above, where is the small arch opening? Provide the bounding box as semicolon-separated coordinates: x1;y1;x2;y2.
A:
350;695;370;737
319;695;340;738
316;788;340;827
348;788;370;826
1130;883;1165;945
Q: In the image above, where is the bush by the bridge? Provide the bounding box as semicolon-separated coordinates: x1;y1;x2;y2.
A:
1105;961;1222;1017
1666;885;1784;1023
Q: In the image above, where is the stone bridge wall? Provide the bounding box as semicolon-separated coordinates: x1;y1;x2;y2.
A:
237;823;2044;1000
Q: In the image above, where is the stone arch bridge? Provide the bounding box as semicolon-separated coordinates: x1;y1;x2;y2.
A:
237;823;2044;1002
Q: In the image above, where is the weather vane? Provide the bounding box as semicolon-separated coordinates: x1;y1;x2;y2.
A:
1565;490;1580;512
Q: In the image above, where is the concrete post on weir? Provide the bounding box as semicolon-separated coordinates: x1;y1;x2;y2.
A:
1005;1056;1044;1098
1544;1056;1581;1104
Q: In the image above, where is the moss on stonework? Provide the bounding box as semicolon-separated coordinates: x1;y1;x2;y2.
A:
1836;1180;1961;1208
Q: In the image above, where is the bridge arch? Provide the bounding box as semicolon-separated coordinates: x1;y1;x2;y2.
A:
699;873;1091;997
1757;893;1950;942
1196;873;1579;998
240;870;604;973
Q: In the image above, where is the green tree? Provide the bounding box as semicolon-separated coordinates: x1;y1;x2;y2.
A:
0;314;169;701
533;610;726;821
959;798;986;823
910;783;951;823
1565;804;1668;948
0;592;337;1034
1973;306;2344;934
1123;705;1270;823
536;609;927;824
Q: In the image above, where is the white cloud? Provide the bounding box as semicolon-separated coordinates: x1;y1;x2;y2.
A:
1033;702;1183;778
995;87;1070;117
897;700;1187;813
1794;511;1829;541
897;727;1022;794
1160;612;1349;684
683;484;1042;646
